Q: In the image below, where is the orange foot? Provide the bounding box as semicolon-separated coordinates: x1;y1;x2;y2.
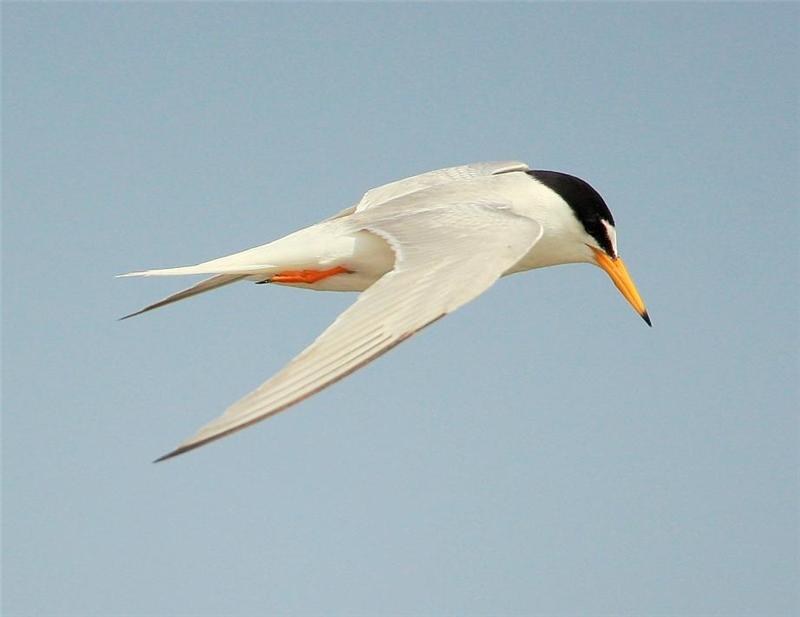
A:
269;265;352;284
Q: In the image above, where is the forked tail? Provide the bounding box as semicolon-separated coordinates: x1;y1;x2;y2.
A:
118;273;247;320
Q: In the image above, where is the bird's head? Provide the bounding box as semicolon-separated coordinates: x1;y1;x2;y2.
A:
528;170;651;326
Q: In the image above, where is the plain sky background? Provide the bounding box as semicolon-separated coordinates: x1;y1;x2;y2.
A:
3;3;798;617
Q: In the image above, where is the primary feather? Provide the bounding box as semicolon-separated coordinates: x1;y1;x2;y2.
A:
155;202;542;460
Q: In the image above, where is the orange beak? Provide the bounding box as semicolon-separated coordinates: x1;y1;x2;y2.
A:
591;247;652;326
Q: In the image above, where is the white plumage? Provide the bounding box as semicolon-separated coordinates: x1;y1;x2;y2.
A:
119;160;649;460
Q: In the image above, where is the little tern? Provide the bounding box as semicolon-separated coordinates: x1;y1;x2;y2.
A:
119;160;650;461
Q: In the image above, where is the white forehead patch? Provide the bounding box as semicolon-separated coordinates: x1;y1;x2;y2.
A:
602;219;618;256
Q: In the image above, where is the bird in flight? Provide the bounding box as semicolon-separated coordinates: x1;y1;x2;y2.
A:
119;161;650;461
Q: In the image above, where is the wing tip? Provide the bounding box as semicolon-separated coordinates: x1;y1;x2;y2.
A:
153;449;182;463
153;442;201;463
118;310;142;321
118;302;160;320
152;429;234;463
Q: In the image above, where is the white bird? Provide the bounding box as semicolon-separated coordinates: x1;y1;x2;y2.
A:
119;160;650;461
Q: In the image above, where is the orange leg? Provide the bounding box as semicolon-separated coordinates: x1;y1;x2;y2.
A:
269;265;352;284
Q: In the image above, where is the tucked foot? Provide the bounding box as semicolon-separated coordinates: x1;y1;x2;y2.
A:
269;265;352;284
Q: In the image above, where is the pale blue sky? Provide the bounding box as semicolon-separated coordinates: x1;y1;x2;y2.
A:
3;3;798;616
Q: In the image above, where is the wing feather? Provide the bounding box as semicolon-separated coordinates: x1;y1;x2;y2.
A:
156;202;542;461
355;160;529;212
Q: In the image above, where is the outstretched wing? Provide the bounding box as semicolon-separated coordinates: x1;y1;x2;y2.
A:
156;202;542;461
355;160;530;212
320;161;530;222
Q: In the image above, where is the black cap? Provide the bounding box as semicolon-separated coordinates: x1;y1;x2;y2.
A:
527;170;617;257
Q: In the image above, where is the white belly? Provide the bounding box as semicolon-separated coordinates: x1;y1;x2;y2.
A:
246;225;396;292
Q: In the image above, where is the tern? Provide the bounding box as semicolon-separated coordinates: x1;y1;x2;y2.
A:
119;160;650;461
